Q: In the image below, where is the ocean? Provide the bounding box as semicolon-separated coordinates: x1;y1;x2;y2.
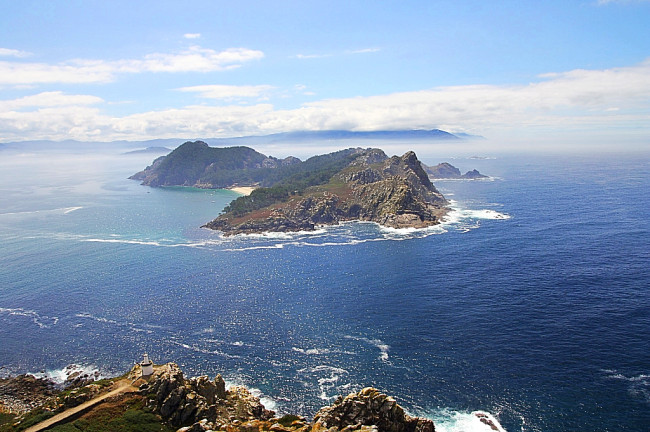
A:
0;144;648;431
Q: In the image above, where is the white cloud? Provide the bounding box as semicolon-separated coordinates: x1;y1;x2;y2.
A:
1;59;649;145
0;48;31;58
183;33;201;39
177;84;274;100
0;91;103;111
0;46;264;85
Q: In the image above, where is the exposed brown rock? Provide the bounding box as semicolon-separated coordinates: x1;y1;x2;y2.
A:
312;387;434;432
205;150;448;236
0;374;57;414
141;363;274;428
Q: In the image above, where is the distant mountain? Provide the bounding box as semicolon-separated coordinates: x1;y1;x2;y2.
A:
123;146;172;155
208;129;461;145
452;132;485;140
0;129;474;153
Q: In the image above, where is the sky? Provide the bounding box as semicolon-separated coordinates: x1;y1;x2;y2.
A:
1;0;649;152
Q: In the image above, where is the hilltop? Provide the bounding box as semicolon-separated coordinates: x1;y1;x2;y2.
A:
203;149;448;235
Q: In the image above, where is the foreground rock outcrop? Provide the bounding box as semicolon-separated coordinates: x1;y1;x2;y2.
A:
1;362;436;432
136;363;274;428
0;374;57;414
313;387;434;432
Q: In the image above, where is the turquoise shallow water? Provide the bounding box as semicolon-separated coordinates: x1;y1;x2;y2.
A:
0;146;648;431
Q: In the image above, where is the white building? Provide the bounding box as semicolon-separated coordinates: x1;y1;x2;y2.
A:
140;353;154;376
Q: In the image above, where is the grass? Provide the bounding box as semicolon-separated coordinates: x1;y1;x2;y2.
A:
0;410;55;431
0;413;17;428
45;396;173;432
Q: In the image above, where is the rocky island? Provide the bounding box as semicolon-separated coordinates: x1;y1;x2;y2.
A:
130;142;451;236
0;362;436;432
423;162;488;180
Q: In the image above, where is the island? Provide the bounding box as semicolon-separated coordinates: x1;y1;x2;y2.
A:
0;361;436;432
423;162;488;180
130;141;450;235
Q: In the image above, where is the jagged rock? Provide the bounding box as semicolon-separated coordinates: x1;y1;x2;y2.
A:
312;388;434;432
0;374;57;413
462;169;487;179
424;162;487;180
145;363;274;428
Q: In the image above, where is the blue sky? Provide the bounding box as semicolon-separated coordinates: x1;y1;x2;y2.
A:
1;0;649;151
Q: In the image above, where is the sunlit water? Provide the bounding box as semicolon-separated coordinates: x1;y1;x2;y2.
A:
0;145;648;431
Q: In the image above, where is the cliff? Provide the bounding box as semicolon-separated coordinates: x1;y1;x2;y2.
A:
424;162;488;180
203;150;448;235
0;363;436;432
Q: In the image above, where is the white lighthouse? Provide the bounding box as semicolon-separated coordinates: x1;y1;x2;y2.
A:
140;353;154;376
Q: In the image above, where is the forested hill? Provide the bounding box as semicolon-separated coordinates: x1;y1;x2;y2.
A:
128;141;301;188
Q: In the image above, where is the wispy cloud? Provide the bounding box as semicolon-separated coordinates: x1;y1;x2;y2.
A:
0;91;103;111
177;84;274;100
0;46;264;85
596;0;650;4
0;48;31;58
294;47;380;59
346;48;381;54
183;33;201;39
294;53;332;59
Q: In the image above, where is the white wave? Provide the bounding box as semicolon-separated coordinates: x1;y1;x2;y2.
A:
169;340;241;359
0;206;83;217
62;206;83;214
0;307;58;329
292;347;333;355
232;228;328;240
297;365;350;402
344;335;390;363
75;312;154;334
431;176;497;182
247;387;279;412
422;408;507;432
297;365;349;375
601;369;650;403
30;363;106;386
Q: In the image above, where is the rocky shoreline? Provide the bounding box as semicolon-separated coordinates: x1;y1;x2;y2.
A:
0;363;436;432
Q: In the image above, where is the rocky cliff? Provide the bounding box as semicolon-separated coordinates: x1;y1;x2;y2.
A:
1;362;437;432
424;162;488;179
141;363;435;432
203;150;449;235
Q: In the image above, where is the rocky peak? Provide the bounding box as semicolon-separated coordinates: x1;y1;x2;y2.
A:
139;363;273;427
313;387;435;432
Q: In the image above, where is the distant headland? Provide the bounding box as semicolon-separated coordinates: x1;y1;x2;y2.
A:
130;141;488;236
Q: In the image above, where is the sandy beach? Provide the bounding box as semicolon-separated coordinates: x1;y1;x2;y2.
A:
228;186;257;196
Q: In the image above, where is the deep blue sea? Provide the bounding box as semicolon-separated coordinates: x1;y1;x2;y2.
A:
0;144;648;431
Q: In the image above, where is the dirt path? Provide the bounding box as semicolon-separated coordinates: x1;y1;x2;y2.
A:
24;380;138;432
